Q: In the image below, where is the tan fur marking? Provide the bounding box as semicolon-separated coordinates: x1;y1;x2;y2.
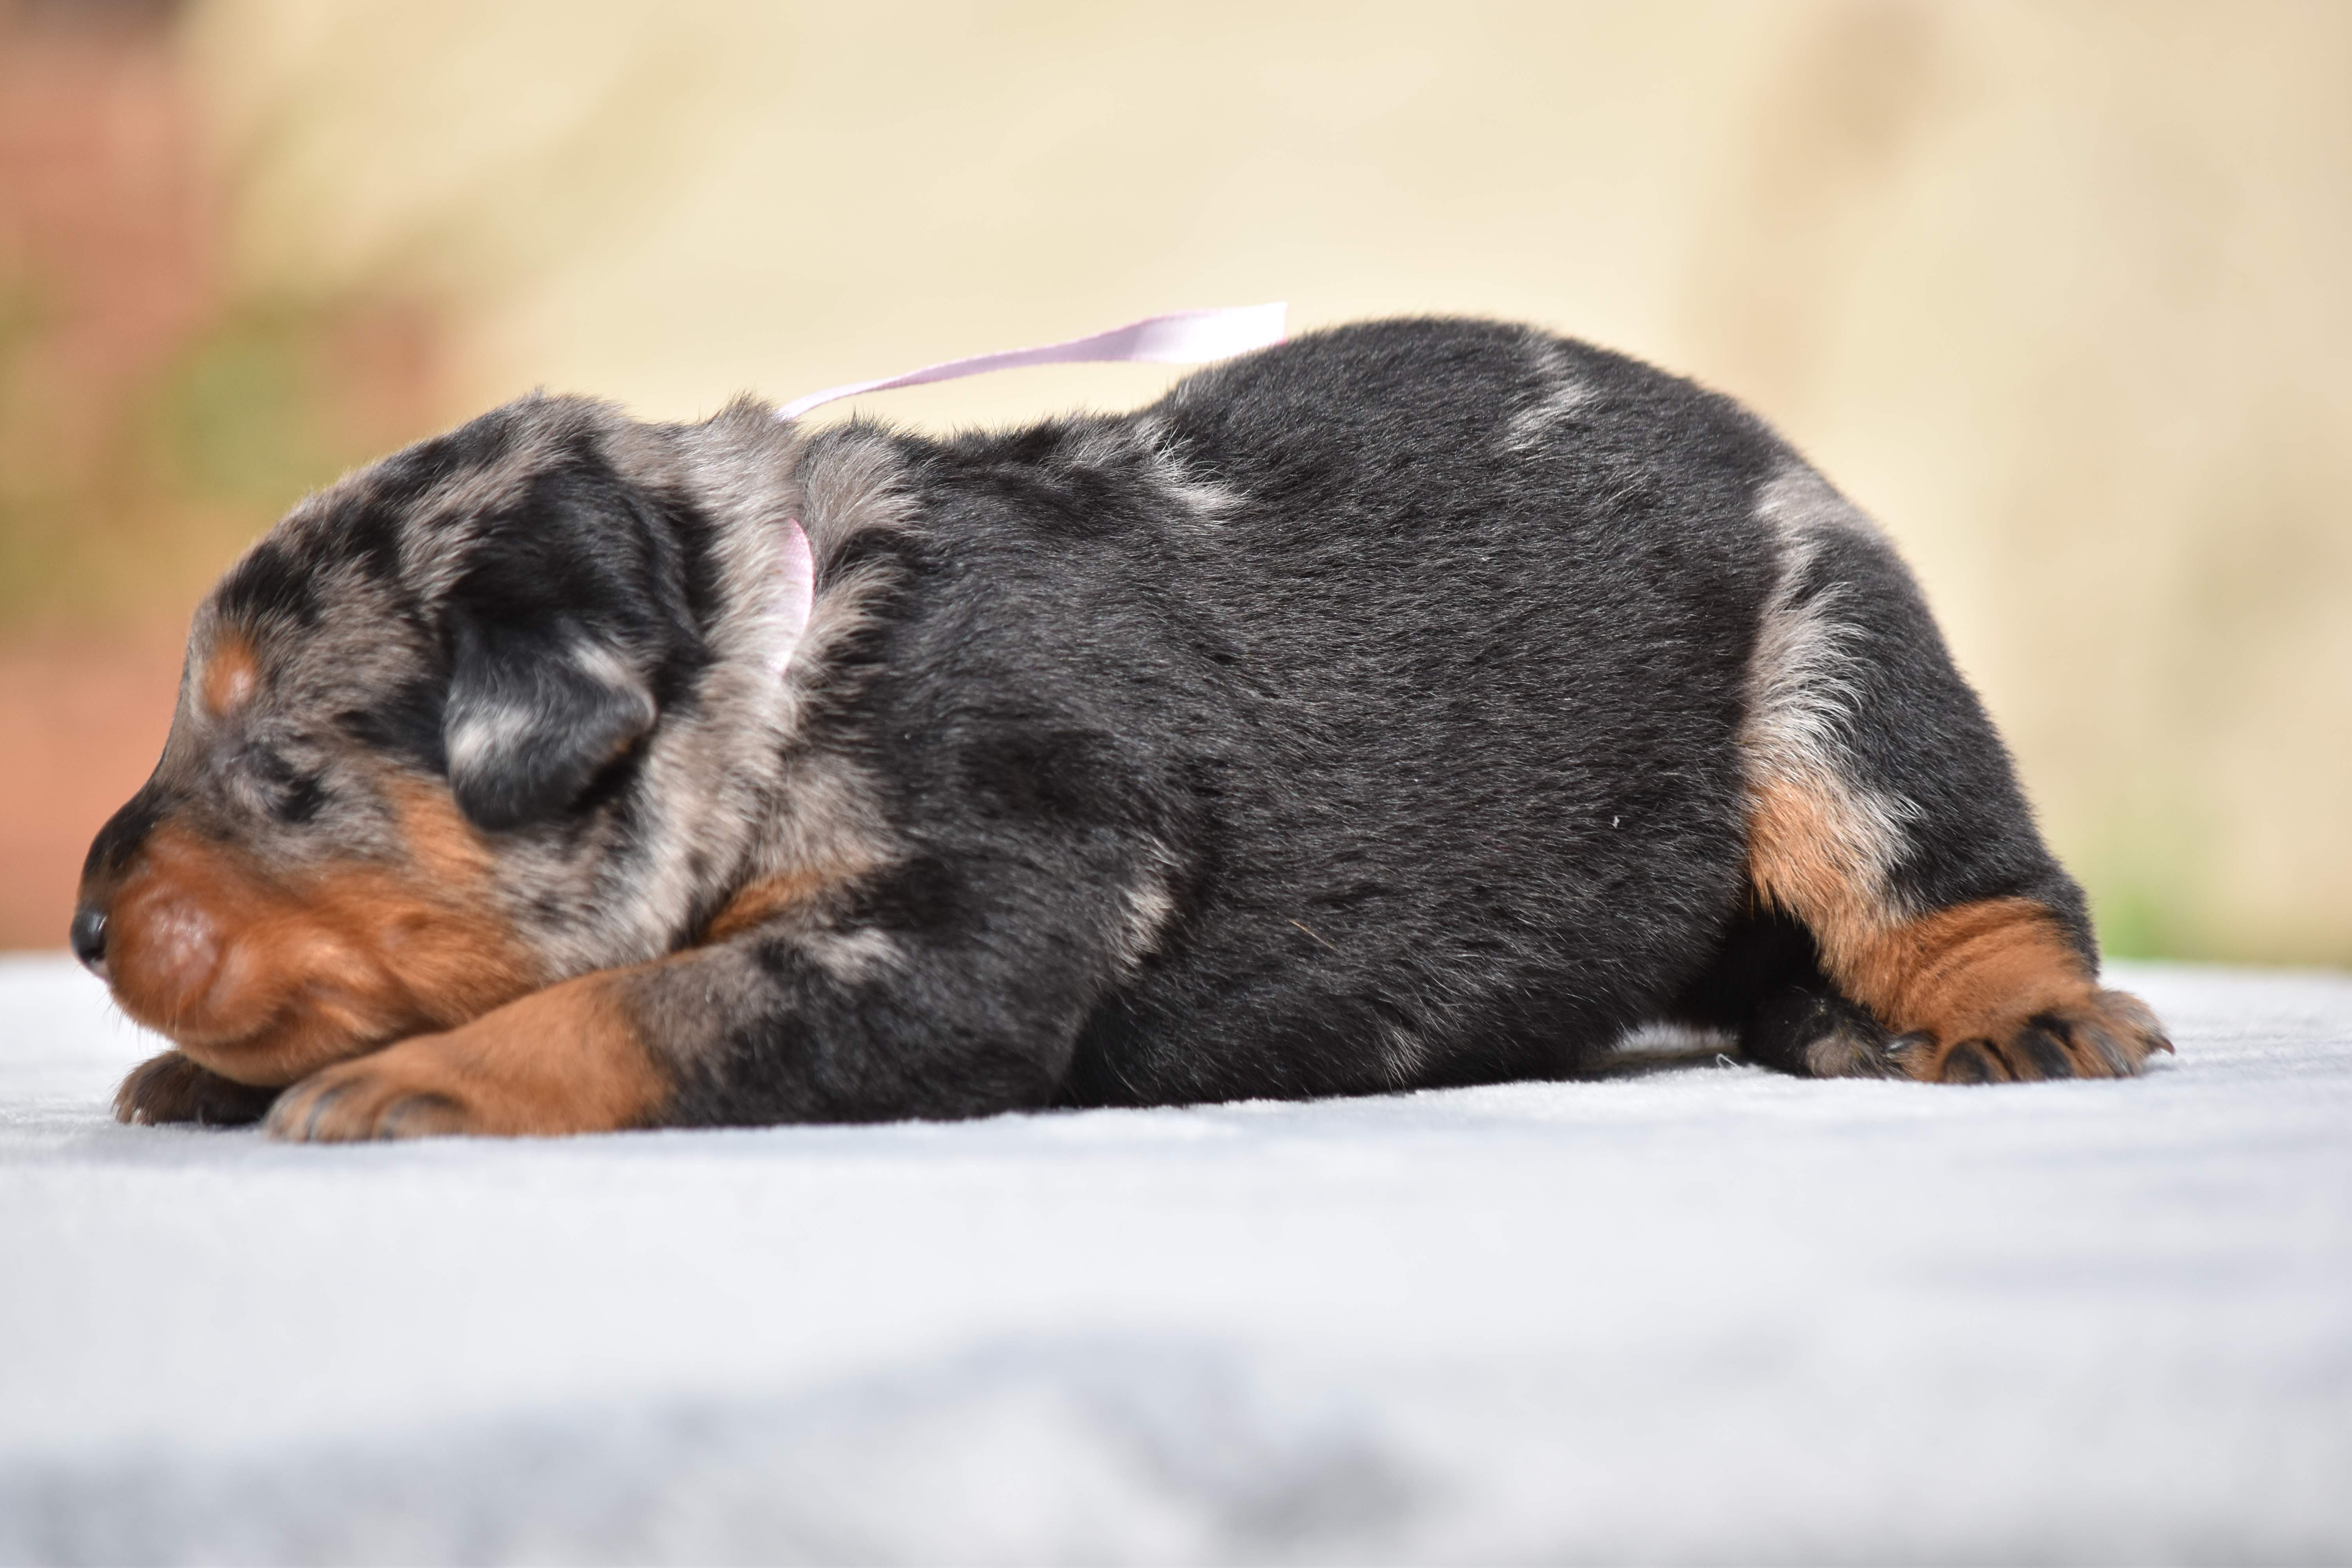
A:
200;633;260;717
702;867;845;944
1749;774;2092;1038
266;969;668;1140
1746;773;1880;953
101;783;539;1089
1851;898;2092;1042
699;811;889;946
1746;771;2130;1080
385;772;501;890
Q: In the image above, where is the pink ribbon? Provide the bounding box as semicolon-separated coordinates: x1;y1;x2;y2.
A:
770;517;815;679
776;303;1289;421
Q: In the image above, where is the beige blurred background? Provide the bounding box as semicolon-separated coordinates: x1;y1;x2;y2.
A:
2;0;2346;963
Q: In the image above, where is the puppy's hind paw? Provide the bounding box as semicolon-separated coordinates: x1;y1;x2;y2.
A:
1900;988;2172;1084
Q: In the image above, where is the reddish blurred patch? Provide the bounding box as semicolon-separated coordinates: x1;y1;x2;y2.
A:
0;0;215;473
0;629;183;950
0;4;448;951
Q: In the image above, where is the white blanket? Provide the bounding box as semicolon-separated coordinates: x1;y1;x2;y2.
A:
2;955;2347;1564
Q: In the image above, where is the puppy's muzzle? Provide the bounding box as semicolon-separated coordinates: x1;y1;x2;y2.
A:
73;791;540;1088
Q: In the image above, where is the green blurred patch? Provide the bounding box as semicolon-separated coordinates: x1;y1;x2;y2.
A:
148;307;343;515
2088;875;2187;963
0;295;437;640
2070;794;2339;966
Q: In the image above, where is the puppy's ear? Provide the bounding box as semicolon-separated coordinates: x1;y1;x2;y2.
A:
432;422;694;830
442;612;657;831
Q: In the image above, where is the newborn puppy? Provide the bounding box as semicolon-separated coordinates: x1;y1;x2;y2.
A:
71;319;2169;1140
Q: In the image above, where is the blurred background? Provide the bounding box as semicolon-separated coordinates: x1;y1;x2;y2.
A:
1;0;2345;964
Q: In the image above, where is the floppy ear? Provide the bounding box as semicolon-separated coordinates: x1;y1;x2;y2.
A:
442;612;657;831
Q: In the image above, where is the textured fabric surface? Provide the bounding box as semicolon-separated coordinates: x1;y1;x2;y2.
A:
2;955;2346;1564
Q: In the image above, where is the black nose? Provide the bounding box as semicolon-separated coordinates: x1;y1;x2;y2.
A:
70;905;108;976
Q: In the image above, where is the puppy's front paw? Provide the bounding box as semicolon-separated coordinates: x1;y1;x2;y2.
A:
114;1051;281;1126
1898;988;2172;1084
265;1044;477;1142
263;973;668;1141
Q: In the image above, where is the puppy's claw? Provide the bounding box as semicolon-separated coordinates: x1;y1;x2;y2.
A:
1938;1040;2005;1084
298;1082;349;1142
376;1093;466;1140
2012;1022;2076;1080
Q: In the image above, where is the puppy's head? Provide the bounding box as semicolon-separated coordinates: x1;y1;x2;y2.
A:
71;394;803;1086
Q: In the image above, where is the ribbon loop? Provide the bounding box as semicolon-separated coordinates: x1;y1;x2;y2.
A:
777;303;1288;421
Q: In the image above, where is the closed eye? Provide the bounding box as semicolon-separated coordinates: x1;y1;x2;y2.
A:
273;773;328;824
248;745;330;825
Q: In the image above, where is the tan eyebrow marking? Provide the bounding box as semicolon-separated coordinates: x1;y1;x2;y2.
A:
200;632;262;718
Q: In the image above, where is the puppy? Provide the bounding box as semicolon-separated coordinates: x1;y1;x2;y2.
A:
71;319;2169;1140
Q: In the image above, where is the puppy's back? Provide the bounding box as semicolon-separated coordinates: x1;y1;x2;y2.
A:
877;321;1794;1100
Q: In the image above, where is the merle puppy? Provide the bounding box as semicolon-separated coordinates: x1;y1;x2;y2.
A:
71;319;2169;1140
